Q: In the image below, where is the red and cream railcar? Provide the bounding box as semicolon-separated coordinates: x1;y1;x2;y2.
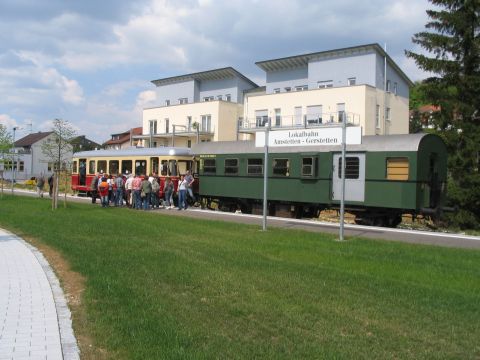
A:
71;147;198;197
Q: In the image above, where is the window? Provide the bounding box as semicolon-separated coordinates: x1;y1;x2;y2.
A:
89;160;96;174
160;160;168;176
187;140;191;148
109;160;119;175
19;161;24;172
255;110;268;127
302;157;315;177
284;87;291;92
150;158;159;174
73;161;78;173
165;99;170;106
121;160;132;175
98;160;107;174
386;158;409;180
224;158;238;175
201;115;211;132
274;108;281;127
273;88;280;94
203;159;216;175
217;95;223;100
295;85;308;91
386;107;391;122
273;158;289;176
318;80;333;88
386;80;391;92
338;157;360;179
179;98;188;104
348;77;356;86
247;158;263;175
203;96;214;102
149;120;157;134
187;116;192;131
337;103;345;122
375;105;380;128
306;105;322;124
295;106;303;126
225;94;231;102
165;118;169;134
135;160;147;175
169;160;177;176
393;82;398;95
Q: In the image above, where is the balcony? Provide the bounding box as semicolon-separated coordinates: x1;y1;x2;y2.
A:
238;112;361;133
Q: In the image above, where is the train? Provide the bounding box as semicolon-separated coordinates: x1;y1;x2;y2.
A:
71;133;448;227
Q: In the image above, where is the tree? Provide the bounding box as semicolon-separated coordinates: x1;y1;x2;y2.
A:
42;119;76;209
406;0;480;228
0;124;13;197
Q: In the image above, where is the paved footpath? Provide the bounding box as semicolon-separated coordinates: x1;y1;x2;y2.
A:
0;228;79;360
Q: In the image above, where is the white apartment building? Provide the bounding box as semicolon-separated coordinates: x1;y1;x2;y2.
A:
137;44;412;147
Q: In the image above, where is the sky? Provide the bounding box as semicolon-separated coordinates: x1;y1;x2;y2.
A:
0;0;433;144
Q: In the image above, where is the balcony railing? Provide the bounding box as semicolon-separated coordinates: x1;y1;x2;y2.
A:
238;112;360;131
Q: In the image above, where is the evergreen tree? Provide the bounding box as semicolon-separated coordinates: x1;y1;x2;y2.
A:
406;0;480;228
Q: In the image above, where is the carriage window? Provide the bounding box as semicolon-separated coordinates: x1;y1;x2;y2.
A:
135;160;147;175
178;160;188;175
122;160;132;175
225;158;238;175
98;160;107;174
386;157;409;180
161;160;168;176
247;158;263;175
109;160;119;175
150;158;159;175
302;157;314;177
273;158;289;176
338;157;359;179
89;160;96;174
73;161;78;173
203;159;216;174
169;160;177;176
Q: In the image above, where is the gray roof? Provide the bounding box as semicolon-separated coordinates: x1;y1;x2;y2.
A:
151;67;258;88
255;43;413;87
191;133;431;154
74;147;193;158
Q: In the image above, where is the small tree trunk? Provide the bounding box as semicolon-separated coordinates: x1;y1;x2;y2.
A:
64;170;68;208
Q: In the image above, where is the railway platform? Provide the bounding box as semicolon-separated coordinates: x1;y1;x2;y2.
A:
0;228;79;360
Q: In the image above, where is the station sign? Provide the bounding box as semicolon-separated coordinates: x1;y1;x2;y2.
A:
255;126;362;147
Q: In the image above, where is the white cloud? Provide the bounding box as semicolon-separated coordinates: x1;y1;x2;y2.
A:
0;114;19;129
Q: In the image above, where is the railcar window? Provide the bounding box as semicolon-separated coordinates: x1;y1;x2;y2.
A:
386;157;409;180
247;158;263;175
89;160;96;174
178;160;188;175
109;160;119;175
302;157;314;177
121;160;132;175
160;160;168;176
135;160;147;176
98;160;107;174
338;157;359;179
169;160;178;176
225;159;238;175
273;158;289;176
203;159;216;174
72;161;78;173
151;158;159;175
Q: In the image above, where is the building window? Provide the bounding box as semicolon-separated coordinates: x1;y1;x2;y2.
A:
202;159;216;175
187;140;191;148
149;120;157;134
284;87;291;92
201;115;211;132
179;98;188;104
187;116;192;131
393;82;398;95
337;103;345;122
203;96;214;102
273;88;280;94
225;94;231;102
302;157;315;177
386;158;409;181
295;85;308;91
255;110;268;127
224;158;238;175
338;157;360;179
386;107;391;122
273;158;289;176
18;161;24;172
165;118;169;134
247;158;263;176
274;108;281;127
386;80;391;92
318;80;333;88
165;99;170;106
375;105;380;128
348;77;356;86
306;105;322;124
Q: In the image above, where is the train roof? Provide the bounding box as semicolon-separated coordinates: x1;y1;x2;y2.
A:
191;133;439;154
73;147;193;158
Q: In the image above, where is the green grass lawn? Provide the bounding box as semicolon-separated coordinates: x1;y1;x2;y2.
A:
1;195;479;359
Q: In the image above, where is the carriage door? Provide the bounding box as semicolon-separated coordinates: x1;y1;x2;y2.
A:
79;159;87;185
332;153;365;202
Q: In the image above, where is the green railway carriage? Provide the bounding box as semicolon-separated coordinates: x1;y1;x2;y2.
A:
192;133;448;226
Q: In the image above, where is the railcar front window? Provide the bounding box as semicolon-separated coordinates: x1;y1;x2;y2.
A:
273;158;289;176
225;158;238;175
203;159;216;175
302;157;314;177
338;157;359;179
247;158;263;175
89;160;96;174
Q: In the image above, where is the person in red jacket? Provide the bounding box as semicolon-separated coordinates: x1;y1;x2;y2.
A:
98;177;109;208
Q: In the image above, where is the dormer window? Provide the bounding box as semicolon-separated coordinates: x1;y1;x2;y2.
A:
165;99;170;106
284;87;291;92
295;85;308;91
347;77;356;86
318;80;333;88
273;88;280;94
178;98;188;104
203;96;214;102
225;94;231;101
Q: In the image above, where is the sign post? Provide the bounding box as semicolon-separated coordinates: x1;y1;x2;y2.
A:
255;125;361;238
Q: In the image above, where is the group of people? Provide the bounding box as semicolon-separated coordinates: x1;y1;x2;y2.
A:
90;170;195;211
35;174;54;198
